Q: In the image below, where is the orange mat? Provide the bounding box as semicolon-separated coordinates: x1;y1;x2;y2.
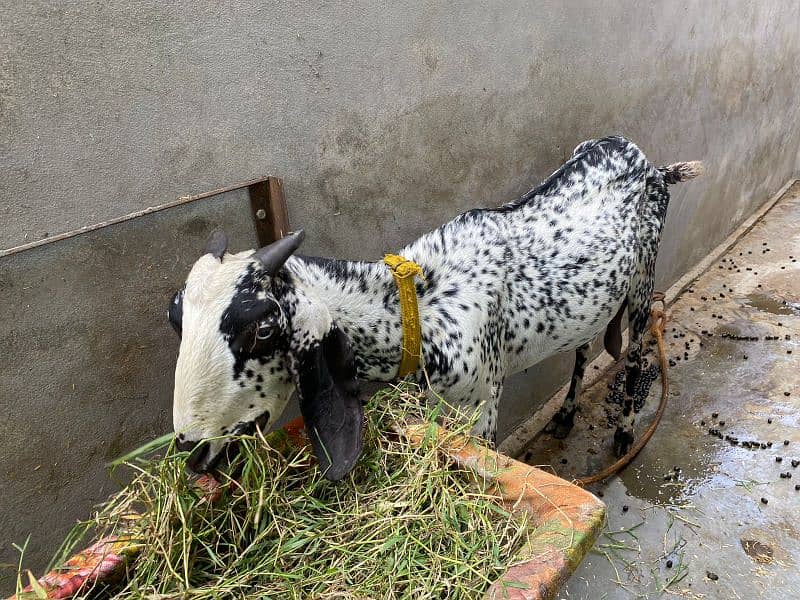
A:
10;418;605;600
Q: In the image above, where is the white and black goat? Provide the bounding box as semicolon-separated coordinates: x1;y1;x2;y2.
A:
169;135;702;480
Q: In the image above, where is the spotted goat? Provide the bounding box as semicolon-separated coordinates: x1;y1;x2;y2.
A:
170;135;703;480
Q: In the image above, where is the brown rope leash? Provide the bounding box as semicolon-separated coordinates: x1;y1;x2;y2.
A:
577;293;669;486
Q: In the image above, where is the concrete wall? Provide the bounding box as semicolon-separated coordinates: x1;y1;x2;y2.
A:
2;0;800;582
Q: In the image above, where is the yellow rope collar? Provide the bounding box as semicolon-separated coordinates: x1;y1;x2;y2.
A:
383;254;424;378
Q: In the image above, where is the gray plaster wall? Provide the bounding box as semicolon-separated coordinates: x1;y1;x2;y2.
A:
2;0;800;584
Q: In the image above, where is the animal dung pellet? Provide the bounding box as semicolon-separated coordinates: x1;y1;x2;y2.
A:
622;505;629;512
760;497;769;505
776;456;783;462
666;559;673;568
784;440;790;446
707;571;719;581
791;459;799;468
795;484;800;491
712;412;719;419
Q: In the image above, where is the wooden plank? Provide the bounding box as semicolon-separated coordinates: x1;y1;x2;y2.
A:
248;176;290;246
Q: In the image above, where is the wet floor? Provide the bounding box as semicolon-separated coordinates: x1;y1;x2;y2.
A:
520;182;800;599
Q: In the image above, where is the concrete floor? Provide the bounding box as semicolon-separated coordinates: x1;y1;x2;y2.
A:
520;182;800;599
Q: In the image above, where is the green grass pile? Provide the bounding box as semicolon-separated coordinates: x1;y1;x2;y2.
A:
57;385;531;599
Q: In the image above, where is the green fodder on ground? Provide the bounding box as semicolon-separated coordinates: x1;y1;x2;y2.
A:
56;385;531;599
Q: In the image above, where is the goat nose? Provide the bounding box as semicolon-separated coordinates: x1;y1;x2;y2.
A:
175;437;198;453
175;437;209;473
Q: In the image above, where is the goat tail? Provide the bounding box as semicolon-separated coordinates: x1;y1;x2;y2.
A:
658;161;704;185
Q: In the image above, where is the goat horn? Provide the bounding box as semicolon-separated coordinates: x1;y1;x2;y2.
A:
252;229;305;274
205;229;228;260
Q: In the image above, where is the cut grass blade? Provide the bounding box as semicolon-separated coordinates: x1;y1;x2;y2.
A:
106;432;174;468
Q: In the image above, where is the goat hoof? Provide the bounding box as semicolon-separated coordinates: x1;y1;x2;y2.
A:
544;411;575;439
613;427;634;457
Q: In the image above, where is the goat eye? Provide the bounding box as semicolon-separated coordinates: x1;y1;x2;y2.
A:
168;289;184;336
256;325;273;340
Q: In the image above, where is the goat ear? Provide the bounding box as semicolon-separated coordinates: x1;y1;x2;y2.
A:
253;230;305;274
205;229;228;259
294;325;362;481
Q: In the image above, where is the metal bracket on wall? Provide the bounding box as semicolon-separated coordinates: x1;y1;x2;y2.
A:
0;176;291;258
